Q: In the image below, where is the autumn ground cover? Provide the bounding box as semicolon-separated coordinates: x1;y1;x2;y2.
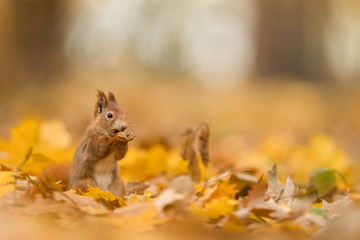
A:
1;79;360;240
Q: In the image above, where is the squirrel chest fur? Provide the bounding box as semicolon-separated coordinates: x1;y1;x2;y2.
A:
68;90;135;197
94;151;116;191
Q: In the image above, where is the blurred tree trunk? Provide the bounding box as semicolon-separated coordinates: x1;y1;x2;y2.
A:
254;0;331;81
0;0;67;87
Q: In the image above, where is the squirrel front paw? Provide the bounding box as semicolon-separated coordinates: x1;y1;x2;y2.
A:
126;130;136;141
116;130;135;142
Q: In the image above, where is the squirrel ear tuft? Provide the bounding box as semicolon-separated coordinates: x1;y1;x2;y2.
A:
96;90;107;114
108;91;116;102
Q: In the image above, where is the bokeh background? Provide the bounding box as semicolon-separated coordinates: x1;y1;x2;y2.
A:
1;0;360;187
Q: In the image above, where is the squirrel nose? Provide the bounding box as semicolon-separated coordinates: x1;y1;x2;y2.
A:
120;123;127;132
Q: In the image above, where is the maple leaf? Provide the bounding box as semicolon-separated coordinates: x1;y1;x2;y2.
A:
190;197;238;221
0;171;15;185
119;145;189;182
124;192;151;204
309;168;347;198
0;119;75;175
181;123;210;182
287;134;351;183
267;164;283;197
168;175;194;194
125;181;149;195
0;118;356;237
154;189;186;216
267;164;296;206
322;194;352;217
206;178;237;201
245;181;291;219
83;187;127;208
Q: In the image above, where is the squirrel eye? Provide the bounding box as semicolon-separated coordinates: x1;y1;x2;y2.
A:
106;112;113;119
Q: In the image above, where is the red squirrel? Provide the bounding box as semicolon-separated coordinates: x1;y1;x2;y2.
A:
68;90;135;196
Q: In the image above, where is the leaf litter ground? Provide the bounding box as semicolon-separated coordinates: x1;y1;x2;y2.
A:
0;119;359;240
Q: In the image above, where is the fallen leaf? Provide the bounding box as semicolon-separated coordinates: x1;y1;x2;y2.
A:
309;168;336;198
0;119;74;175
267;164;284;198
190;197;238;220
181;123;210;181
0;171;15;184
206;178;236;201
154;189;185;215
168;175;194;194
83;187;127;207
125;181;149;195
267;164;295;205
322;194;352;217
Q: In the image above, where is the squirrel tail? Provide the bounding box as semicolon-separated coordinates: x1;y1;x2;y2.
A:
37;162;71;190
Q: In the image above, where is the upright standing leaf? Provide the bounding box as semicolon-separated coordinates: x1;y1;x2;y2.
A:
309;169;336;198
181;123;210;181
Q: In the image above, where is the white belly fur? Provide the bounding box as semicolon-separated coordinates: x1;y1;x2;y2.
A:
94;151;115;191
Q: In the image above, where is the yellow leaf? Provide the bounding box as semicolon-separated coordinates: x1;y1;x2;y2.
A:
0;171;15;184
166;151;189;177
119;145;190;182
208;178;236;201
288;134;351;183
125;193;151;205
22;153;57;175
39;120;72;149
312;202;323;208
205;197;238;219
11;119;40;148
0;119;75;174
223;221;245;232
190;197;238;220
83;187;127;206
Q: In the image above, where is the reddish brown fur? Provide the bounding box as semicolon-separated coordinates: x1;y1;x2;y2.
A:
38;162;71;190
68;90;135;196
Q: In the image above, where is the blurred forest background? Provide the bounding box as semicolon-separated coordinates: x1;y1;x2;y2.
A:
1;0;360;177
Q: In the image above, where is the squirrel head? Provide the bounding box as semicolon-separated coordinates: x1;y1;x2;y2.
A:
93;90;128;138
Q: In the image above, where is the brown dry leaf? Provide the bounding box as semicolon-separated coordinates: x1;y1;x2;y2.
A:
230;172;258;198
295;211;328;230
282;176;296;206
322;194;352;217
232;172;258;184
245;181;291;219
206;178;237;201
267;164;296;206
124;193;151;205
267;164;284;198
289;196;316;219
168;175;194;194
53;190;108;210
126;181;149;195
181;123;210;181
154;189;186;216
195;123;210;167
